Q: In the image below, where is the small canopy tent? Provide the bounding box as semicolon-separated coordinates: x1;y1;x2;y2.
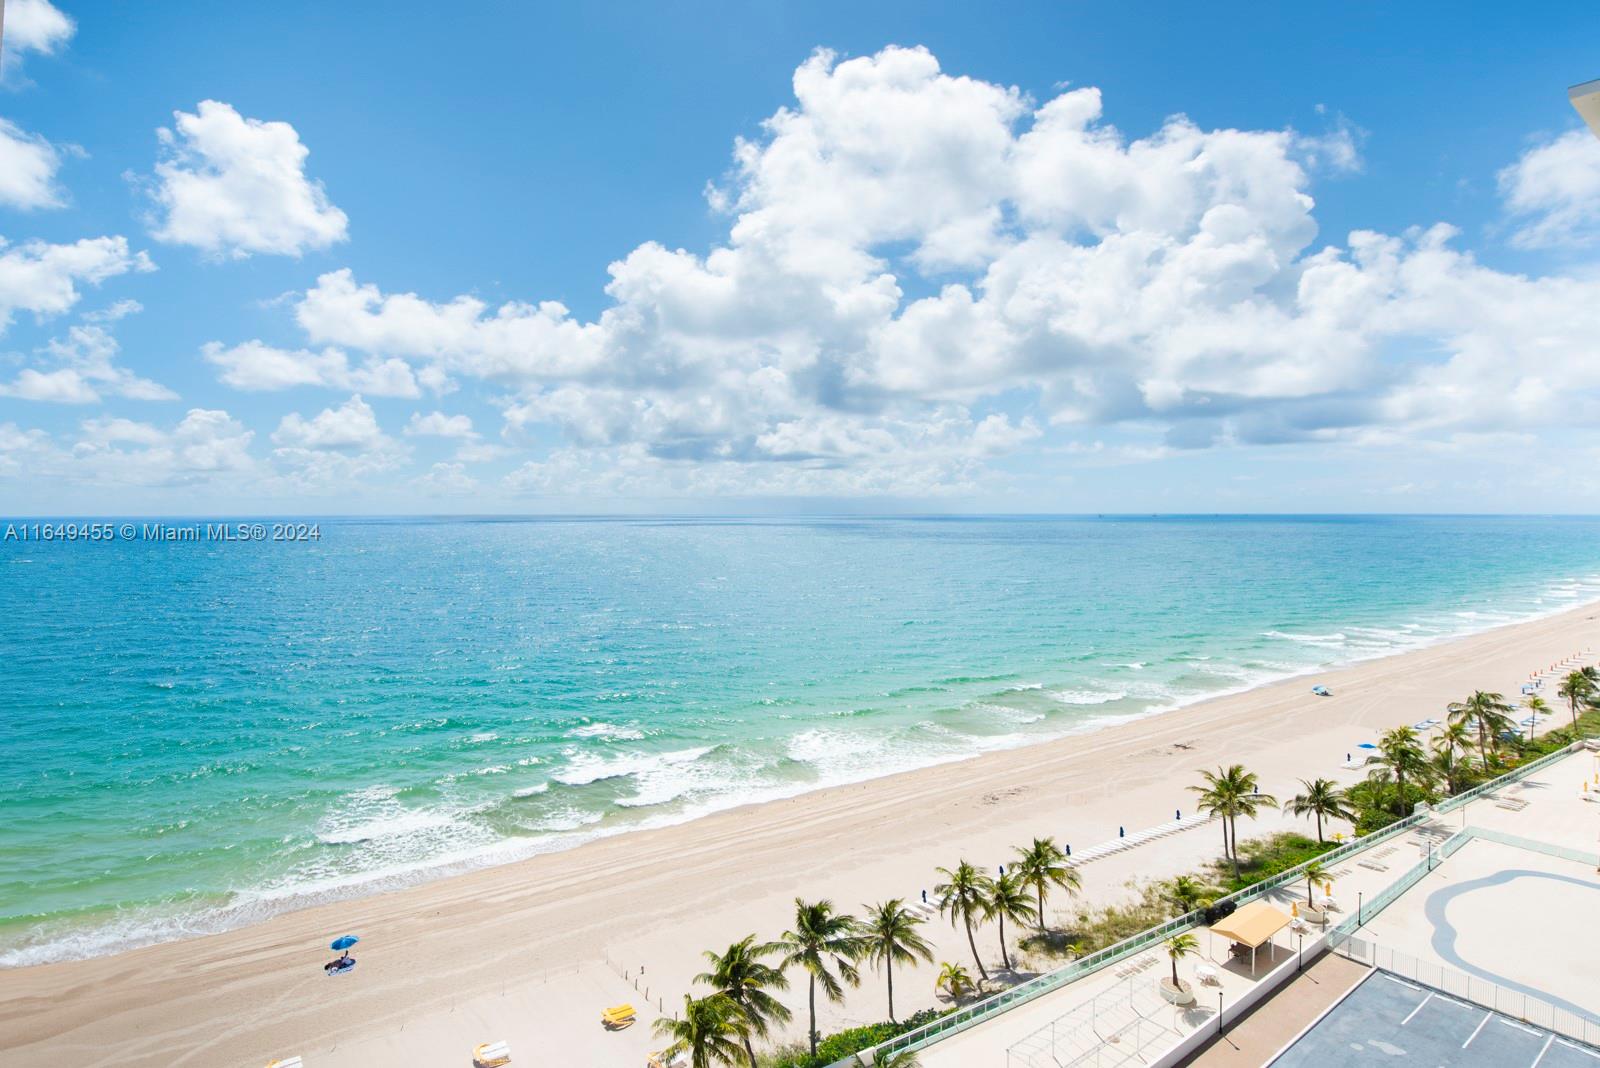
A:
1207;900;1291;973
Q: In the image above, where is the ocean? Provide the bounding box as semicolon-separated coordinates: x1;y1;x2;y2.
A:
3;514;1599;965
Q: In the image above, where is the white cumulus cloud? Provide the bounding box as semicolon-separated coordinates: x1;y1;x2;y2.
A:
0;119;67;209
3;0;74;57
272;394;389;451
0;235;153;333
148;101;349;258
192;46;1600;500
0;321;175;404
202;340;418;396
1499;129;1600;249
405;411;478;438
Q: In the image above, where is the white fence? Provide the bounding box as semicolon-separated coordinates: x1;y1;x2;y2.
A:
1330;934;1600;1049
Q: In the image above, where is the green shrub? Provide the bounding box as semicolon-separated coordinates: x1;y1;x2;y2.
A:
1204;831;1337;892
761;1008;951;1068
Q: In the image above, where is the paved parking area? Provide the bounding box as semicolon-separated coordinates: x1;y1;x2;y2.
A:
1269;971;1600;1067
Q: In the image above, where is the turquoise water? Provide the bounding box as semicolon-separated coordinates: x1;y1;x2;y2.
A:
3;515;1599;965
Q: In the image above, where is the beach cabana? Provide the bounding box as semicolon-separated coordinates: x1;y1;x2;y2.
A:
1207;900;1291;973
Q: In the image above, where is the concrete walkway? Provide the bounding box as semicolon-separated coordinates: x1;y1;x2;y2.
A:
1181;952;1369;1067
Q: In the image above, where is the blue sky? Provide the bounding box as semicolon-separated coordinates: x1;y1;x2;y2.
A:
1;0;1599;514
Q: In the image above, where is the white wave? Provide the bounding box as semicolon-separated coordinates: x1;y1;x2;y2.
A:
553;745;714;788
1048;689;1127;705
1262;629;1349;646
568;722;647;741
315;808;457;846
967;701;1046;725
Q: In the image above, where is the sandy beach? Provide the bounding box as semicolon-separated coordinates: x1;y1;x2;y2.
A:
2;602;1596;1068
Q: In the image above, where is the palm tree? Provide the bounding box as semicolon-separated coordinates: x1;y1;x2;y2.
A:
1165;875;1212;917
776;899;864;1059
1012;837;1079;932
654;994;748;1068
695;936;791;1068
1431;721;1475;795
935;861;993;982
1361;767;1398;818
1558;671;1596;734
1301;859;1328;905
1448;690;1515;766
1287;778;1353;842
933;961;972;1000
1366;726;1433;816
981;870;1037;972
1190;765;1276;879
1525;695;1550;741
860;899;934;1024
1188;769;1236;863
1165;932;1198;988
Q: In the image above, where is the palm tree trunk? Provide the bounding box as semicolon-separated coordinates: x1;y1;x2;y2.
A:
998;913;1010;971
732;992;757;1068
1227;814;1240;880
1315;810;1323;843
964;914;988;980
808;975;818;1058
1037;885;1046;932
887;957;896;1023
1396;770;1406;816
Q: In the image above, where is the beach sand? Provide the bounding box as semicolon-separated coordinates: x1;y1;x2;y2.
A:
2;603;1596;1067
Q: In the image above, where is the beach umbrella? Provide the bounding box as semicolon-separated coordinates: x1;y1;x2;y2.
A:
330;935;359;951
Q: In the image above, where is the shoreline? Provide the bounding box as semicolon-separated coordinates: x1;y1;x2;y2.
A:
3;601;1598;1066
7;582;1598;971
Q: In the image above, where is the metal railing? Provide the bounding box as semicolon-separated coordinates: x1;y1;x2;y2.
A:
1461;824;1600;867
826;741;1586;1067
1432;742;1575;813
1330;934;1600;1048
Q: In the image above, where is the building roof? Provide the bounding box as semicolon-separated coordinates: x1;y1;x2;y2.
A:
1572;78;1600;139
1208;900;1291;948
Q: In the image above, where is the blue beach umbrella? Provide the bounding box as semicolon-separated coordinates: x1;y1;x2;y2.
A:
330;935;359;951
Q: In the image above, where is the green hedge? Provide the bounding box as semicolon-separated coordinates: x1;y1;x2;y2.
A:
764;1007;950;1068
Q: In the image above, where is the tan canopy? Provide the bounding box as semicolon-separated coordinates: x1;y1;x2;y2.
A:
1208;900;1291;948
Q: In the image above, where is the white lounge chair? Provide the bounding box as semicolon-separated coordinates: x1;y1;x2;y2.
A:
266;1059;304;1068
